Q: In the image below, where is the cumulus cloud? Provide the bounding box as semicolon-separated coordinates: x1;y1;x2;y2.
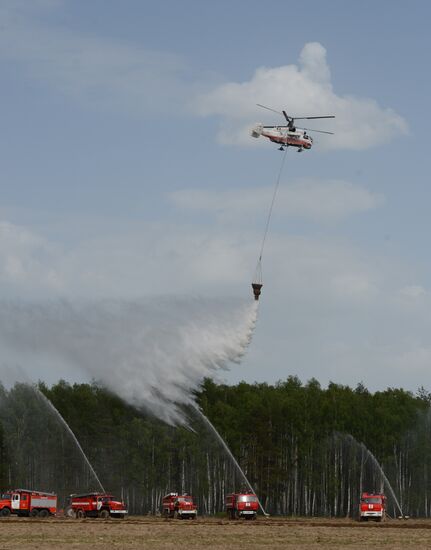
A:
0;4;406;149
170;179;383;223
196;42;408;150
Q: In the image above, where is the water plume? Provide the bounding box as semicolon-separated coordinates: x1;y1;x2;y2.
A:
0;382;104;499
34;386;105;493
335;433;404;517
0;296;258;425
191;404;268;515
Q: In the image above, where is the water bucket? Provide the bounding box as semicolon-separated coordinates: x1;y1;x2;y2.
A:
251;283;263;301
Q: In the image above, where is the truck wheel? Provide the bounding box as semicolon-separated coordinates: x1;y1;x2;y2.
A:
76;509;85;519
99;509;110;519
30;509;39;518
0;508;11;517
39;509;49;518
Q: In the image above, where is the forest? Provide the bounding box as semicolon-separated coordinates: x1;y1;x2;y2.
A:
0;377;430;518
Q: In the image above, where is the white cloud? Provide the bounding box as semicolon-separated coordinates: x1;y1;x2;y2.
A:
398;285;426;300
0;5;406;150
0;219;253;299
0;222;63;292
0;2;193;116
196;42;408;150
170;179;383;223
0;217;382;304
331;273;379;303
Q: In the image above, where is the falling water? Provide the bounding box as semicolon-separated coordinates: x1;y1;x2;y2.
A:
34;386;105;493
0;298;258;427
193;405;268;516
342;433;404;517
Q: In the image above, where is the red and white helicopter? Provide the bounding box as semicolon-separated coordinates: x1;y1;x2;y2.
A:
251;104;335;152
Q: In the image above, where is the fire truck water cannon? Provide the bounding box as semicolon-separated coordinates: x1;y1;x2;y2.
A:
69;492;128;519
0;489;57;518
226;492;259;520
162;493;198;519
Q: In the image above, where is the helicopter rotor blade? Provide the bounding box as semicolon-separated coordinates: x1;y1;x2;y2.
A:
256;104;284;116
257;103;335;126
298;126;334;135
282;110;291;123
293;115;335;121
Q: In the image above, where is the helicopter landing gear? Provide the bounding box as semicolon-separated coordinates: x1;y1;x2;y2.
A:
278;146;285;151
297;148;303;153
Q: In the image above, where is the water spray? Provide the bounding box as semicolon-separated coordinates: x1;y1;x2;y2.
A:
359;442;404;519
34;386;105;493
0;298;258;427
192;404;268;516
340;433;404;518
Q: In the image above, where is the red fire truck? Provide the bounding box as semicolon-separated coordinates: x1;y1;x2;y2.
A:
0;489;57;517
69;492;127;519
162;493;197;519
359;492;386;522
226;492;259;520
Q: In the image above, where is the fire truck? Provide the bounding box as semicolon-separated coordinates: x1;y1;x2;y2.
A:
69;492;127;519
0;489;57;517
162;493;197;519
226;492;259;520
359;492;386;522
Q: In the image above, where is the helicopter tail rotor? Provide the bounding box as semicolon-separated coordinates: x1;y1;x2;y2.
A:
251;124;264;138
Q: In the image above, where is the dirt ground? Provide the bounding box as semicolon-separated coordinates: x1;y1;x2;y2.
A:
1;517;431;550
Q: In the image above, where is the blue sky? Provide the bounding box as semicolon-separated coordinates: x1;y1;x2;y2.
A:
1;0;431;392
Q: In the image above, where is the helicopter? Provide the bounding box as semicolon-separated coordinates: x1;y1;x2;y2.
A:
251;104;335;152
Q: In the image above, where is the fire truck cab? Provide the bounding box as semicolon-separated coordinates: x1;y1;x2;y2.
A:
226;492;259;520
162;493;197;519
0;489;57;517
359;492;386;522
70;492;127;519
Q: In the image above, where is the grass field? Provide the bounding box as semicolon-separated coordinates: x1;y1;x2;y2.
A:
1;517;431;550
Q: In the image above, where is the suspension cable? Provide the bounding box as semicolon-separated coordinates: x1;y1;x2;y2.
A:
253;148;289;285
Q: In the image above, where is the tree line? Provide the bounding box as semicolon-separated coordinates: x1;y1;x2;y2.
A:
0;377;430;517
